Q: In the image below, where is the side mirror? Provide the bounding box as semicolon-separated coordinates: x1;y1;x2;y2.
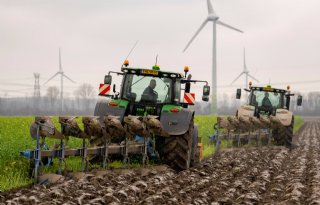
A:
104;75;112;84
202;85;210;96
297;95;303;106
202;95;209;102
202;85;210;102
113;84;116;93
236;88;241;99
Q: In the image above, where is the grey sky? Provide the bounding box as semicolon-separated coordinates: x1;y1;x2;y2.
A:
1;0;320;97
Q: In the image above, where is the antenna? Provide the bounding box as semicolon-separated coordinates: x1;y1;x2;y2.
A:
126;40;139;59
155;54;158;65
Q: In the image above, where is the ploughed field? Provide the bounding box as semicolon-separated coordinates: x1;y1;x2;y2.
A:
0;117;318;204
0;116;217;191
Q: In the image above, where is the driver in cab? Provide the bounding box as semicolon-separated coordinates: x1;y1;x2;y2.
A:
261;92;272;111
141;79;158;102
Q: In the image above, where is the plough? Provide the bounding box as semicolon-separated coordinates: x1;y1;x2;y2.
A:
210;116;275;151
21;115;155;183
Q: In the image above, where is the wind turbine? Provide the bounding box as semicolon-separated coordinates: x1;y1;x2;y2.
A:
231;48;259;88
44;48;75;113
183;0;243;115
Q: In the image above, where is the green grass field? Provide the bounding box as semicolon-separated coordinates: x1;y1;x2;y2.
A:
293;116;304;134
0;115;304;191
194;115;217;158
0;117;85;191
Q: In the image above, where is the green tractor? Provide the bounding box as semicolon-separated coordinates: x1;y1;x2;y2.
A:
94;61;210;169
235;83;303;147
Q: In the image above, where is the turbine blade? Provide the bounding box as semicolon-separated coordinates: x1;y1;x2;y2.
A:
43;72;59;85
207;0;214;14
183;19;208;52
243;48;246;68
217;20;243;33
231;72;244;85
59;48;62;72
248;74;259;83
63;74;76;83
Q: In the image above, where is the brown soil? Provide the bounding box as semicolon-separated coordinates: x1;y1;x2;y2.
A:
1;118;320;205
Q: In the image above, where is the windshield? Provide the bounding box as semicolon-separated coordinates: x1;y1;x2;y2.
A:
122;74;173;103
250;90;285;109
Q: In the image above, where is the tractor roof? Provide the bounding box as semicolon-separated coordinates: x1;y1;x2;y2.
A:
250;85;287;93
121;67;184;79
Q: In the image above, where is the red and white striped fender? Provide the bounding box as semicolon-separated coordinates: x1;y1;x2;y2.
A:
183;93;195;105
99;84;111;96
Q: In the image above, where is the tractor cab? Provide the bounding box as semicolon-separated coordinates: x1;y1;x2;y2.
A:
236;83;303;117
120;67;182;104
119;65;184;116
248;86;287;116
98;60;210;117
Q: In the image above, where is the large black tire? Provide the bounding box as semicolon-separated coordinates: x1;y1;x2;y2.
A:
162;119;194;170
272;128;284;145
283;116;294;147
273;116;294;147
191;124;199;166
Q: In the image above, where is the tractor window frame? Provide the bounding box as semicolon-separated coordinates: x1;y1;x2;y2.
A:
120;73;176;104
249;90;285;109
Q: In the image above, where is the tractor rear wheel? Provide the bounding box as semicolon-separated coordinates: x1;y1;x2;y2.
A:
272;129;284;145
282;116;294;148
162;119;193;170
273;116;294;147
191;124;200;166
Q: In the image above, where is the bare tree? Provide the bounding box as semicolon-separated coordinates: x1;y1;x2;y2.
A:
75;83;95;98
74;83;96;111
46;86;60;109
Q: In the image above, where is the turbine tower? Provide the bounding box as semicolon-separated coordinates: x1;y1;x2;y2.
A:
183;0;243;115
44;48;75;113
231;48;259;88
33;73;41;112
33;73;40;98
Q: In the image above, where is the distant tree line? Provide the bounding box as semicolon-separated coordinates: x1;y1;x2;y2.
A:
194;92;318;116
0;83;97;116
0;87;318;116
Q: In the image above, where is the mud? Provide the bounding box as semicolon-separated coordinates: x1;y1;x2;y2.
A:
1;118;320;205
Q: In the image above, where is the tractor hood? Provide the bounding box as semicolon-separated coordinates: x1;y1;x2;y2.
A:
237;105;255;120
275;108;293;126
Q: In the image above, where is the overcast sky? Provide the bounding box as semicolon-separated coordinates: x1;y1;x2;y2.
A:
1;0;320;97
